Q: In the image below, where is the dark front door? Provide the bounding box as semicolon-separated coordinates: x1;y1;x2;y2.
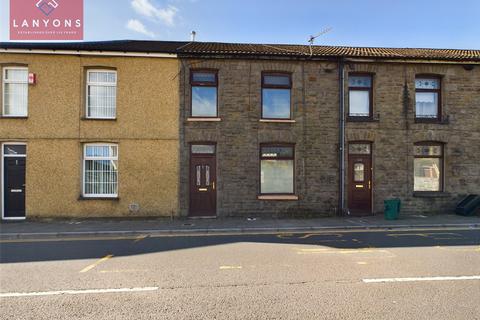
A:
4;157;26;219
189;155;216;217
348;145;372;216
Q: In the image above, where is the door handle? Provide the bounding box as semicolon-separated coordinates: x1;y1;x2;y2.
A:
212;182;215;190
368;181;371;189
198;188;208;192
11;189;23;193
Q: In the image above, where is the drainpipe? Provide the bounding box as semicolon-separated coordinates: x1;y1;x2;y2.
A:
338;57;345;215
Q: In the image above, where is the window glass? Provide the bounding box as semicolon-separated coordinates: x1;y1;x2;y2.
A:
349;90;370;116
349;144;371;154
261;160;294;194
414;158;441;191
192;145;215;154
415;92;438;118
415;78;440;89
261;146;294;158
3;68;28;116
3;145;26;155
262;88;291;119
354;163;365;182
87;70;117;119
192;72;216;84
263;75;290;86
84;145;118;197
192;86;217;117
413;145;442;156
348;76;372;88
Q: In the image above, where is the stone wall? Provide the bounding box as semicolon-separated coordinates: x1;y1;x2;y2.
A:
180;58;480;216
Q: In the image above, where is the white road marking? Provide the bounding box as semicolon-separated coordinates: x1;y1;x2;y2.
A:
219;265;242;270
363;275;480;283
0;287;159;298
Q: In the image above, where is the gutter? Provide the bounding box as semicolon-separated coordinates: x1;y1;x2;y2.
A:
338;57;346;216
0;48;177;58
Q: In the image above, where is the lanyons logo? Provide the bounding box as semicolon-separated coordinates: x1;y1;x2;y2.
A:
36;0;59;16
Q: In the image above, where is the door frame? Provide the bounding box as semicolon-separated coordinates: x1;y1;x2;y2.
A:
1;142;27;220
347;141;373;215
188;142;217;217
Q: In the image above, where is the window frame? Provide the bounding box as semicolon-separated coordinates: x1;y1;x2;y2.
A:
415;75;442;122
190;69;219;118
261;71;293;120
413;142;444;192
85;69;118;120
347;73;373;120
2;66;29;117
82;143;119;198
259;143;295;195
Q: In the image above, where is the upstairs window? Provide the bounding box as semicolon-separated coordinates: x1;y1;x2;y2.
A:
83;144;118;197
262;73;292;119
415;77;441;121
2;67;28;117
260;145;295;194
413;143;443;192
86;70;117;119
190;70;218;117
348;74;372;118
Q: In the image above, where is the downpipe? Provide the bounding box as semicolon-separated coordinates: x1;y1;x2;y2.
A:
338;58;346;216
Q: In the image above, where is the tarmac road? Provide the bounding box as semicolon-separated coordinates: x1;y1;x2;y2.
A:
1;228;479;319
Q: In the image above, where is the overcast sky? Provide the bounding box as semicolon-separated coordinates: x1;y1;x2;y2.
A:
1;0;479;49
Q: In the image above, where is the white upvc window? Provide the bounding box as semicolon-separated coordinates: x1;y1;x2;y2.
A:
2;67;29;117
83;144;118;198
86;70;117;119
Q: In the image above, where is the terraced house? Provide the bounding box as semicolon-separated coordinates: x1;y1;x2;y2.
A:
1;40;479;220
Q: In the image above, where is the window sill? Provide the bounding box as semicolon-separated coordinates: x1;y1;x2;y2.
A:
259;119;296;123
0;116;28;119
413;191;450;198
414;118;449;124
347;117;378;123
187;117;222;122
78;196;120;201
81;117;117;121
257;195;299;201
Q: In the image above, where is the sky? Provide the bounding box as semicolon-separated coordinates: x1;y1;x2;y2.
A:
1;0;480;49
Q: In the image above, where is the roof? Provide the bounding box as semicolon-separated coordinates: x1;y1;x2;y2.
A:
0;40;187;54
1;40;479;62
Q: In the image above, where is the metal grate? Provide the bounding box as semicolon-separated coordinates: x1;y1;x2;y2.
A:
83;144;118;197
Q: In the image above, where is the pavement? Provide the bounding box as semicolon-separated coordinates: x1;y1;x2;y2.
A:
0;213;479;239
1;228;479;319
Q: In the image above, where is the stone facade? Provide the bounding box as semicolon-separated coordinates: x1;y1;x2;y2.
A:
180;58;480;216
0;53;180;218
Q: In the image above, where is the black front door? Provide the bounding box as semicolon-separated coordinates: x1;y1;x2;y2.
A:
4;157;26;218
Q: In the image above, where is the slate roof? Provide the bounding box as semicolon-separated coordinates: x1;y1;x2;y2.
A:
1;40;479;62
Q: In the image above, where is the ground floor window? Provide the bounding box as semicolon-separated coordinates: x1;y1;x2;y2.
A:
83;144;118;197
414;142;443;192
260;144;294;194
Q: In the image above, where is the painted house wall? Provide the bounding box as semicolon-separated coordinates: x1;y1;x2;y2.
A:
0;53;179;218
180;58;480;217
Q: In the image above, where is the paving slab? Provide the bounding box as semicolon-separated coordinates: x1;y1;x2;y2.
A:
0;214;478;240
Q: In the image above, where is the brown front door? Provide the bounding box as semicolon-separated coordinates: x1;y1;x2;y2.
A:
348;143;372;216
189;145;216;217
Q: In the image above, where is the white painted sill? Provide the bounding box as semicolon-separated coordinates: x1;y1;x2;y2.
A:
259;119;296;123
257;195;299;201
187;117;222;122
